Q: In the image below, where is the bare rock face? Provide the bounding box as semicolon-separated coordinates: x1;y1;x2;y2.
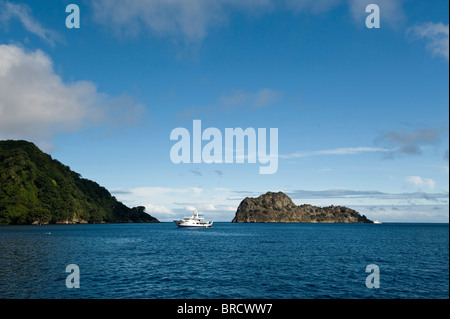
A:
232;191;372;223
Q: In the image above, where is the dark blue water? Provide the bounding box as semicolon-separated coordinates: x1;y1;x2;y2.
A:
0;223;448;299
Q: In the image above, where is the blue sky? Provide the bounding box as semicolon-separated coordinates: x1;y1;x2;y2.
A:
0;0;448;222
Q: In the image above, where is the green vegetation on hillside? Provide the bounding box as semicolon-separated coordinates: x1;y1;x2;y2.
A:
0;140;159;225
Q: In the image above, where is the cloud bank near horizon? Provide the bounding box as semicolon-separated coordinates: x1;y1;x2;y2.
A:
112;186;449;222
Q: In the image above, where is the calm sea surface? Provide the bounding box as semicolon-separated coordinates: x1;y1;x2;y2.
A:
0;223;448;299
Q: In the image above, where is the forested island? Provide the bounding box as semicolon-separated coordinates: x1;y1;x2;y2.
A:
0;140;159;225
232;191;373;223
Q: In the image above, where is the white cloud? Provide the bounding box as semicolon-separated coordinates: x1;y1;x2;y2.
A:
408;22;449;60
192;187;203;195
280;146;391;159
347;0;406;28
184;205;197;212
111;186;203;214
91;0;263;43
183;203;218;211
145;203;176;217
89;0;406;44
112;185;449;222
176;87;283;120
376;126;447;157
0;44;96;139
112;186;238;221
0;1;60;46
218;90;250;108
253;88;284;108
406;176;436;189
353;205;449;223
218;88;283;109
0;44;145;149
285;189;448;202
284;0;342;14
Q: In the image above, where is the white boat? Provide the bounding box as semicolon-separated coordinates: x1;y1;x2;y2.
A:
373;220;382;224
174;211;213;228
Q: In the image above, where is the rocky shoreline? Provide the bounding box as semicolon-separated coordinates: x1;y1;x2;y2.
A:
232;191;373;223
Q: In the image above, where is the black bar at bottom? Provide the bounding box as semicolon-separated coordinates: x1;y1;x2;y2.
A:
0;299;448;318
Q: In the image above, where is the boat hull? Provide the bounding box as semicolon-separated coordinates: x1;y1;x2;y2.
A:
174;221;213;228
176;224;213;228
173;211;213;228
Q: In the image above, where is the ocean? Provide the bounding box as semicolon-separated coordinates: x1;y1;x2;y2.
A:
0;223;448;299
